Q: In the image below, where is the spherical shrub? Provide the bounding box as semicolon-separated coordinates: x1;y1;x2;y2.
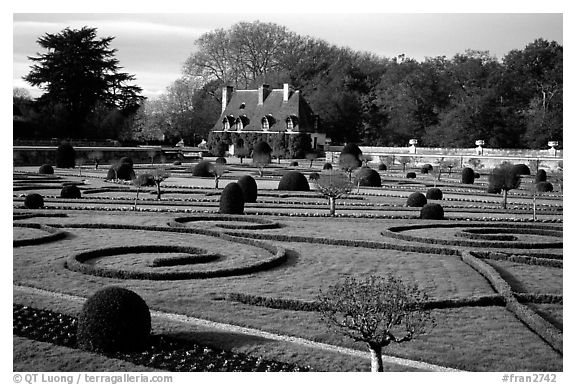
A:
512;164;531;176
461;167;475;184
219;182;245;214
406;192;427;207
24;193;44;209
323;163;333;170
422;164;433;171
474;172;480;179
237;175;257;203
309;172;320;181
192;160;213;177
253;141;272;156
406;172;417;179
536;181;553;192
77;286;151;353
420;203;444;220
378;163;387;171
426;187;443;200
119;157;134;167
60;185;81;199
215;157;227;165
38;164;54;175
356;167;381;187
420;167;429;174
278;171;310;191
107;163;135;181
535;169;547;183
290;161;299;167
56;142;75;168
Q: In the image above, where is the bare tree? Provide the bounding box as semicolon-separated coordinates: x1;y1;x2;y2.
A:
318;274;435;372
150;167;171;200
253;152;271;177
488;163;521;209
132;173;153;210
339;153;361;181
398;156;412;173
314;171;353;216
210;163;226;189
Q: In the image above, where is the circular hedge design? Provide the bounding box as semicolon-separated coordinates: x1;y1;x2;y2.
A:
65;237;287;280
170;215;281;230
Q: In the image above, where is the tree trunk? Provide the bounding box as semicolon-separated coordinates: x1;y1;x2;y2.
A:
368;344;384;372
134;188;140;210
502;190;508;209
329;197;336;216
156;183;161;200
215;177;219;189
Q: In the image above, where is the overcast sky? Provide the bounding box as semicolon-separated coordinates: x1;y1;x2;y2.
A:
12;11;563;99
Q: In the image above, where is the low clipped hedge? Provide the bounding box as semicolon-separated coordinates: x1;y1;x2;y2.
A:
536;182;553;192
406;172;416;179
356;167;381;187
406;192;427;207
150;252;222;267
38;164;54;175
13;223;67;247
277;171;310;191
24;193;44;209
472;251;562;268
420;203;444;220
425;188;443;200
170;215;281;230
78;286;150;353
60;185;81;199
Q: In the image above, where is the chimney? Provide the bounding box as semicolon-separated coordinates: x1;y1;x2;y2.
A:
258;84;270;105
222;85;233;113
283;83;290;102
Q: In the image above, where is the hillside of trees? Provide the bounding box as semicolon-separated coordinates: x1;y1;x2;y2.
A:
14;22;562;149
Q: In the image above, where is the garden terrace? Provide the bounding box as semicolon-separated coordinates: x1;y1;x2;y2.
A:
13;158;562;372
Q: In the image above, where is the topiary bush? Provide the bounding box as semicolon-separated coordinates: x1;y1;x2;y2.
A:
216;157;227;165
420;203;445;220
426;187;443;200
192;160;213;177
219;182;245;214
289;161;299;167
323;163;333;170
420;167;429;174
340;143;362;158
309;172;320;181
512;164;531;176
474;172;480;179
378;163;387;171
535;169;547;183
24;193;44;209
422;164;433;172
38;164;54;175
536;181;553;192
60;185;81;199
253;141;273;156
237;175;258;203
119;157;134;167
77;286;151;353
406;172;416;179
278;171;310;191
487;185;502;194
356;167;381;187
406;192;427;207
461;167;475;184
107;163;135;181
55;142;75;168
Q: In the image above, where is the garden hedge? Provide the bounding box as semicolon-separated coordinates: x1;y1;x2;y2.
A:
38;164;54;175
420;203;444;220
24;193;44;209
461;167;475;184
55;142;75;168
13;223;67;247
219;182;245;214
426;188;443;200
237;175;258;203
535;169;547;183
512;164;531;176
406;172;416;179
406;192;427;207
277;171;310;191
60;185;81;199
356;167;381;187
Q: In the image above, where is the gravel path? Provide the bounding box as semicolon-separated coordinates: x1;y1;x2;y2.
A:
13;284;463;372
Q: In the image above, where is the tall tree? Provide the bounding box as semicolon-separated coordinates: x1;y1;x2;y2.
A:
24;27;143;137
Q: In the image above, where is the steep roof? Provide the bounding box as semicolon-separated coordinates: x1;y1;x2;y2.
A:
212;86;317;133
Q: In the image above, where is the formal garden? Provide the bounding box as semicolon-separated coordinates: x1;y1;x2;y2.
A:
12;143;563;372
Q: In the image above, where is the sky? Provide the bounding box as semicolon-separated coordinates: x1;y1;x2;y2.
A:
12;10;563;99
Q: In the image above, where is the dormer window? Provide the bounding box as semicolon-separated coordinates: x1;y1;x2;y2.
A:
235;115;249;131
222;115;235;131
286;115;298;132
239;102;246;109
261;115;275;131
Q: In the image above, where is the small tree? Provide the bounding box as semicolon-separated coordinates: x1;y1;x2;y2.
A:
314;171;353;216
151;167;170;200
305;151;318;168
398;156;411;173
235;146;249;164
339;153;361;181
132;173;153;210
211;163;226;189
488;163;521;209
318;274;434;372
87;151;103;169
147;150;157;165
253;141;272;176
359;154;373;167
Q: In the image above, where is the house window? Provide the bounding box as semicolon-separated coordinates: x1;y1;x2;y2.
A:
262;117;269;131
286;117;294;132
223;119;230;131
236;119;244;131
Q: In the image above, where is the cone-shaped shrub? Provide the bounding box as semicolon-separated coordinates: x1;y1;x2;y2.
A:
60;185;81;199
38;164;54;174
77;287;151;353
407;192;427;207
219;182;245;214
512;164;530;176
107;163;135;181
192;160;213;177
24;193;44;209
406;172;416;179
278;171;310;191
461;167;475;184
536;181;553;192
356;167;381;187
426;187;443;200
119;157;134;167
378;163;387;171
535;169;547;183
420;203;444;219
56;142;75;168
323;163;333;170
237;175;257;203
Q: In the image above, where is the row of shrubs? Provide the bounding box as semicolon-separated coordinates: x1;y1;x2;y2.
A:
13;223;67;247
472;251;562;268
461;251;563;354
